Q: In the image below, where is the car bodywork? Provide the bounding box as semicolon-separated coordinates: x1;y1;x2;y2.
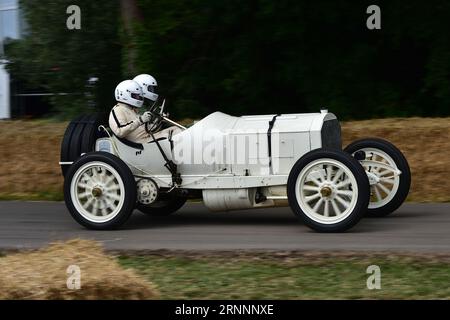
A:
94;110;340;211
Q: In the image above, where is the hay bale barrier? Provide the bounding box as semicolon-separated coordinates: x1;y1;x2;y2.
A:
0;239;159;300
1;117;449;202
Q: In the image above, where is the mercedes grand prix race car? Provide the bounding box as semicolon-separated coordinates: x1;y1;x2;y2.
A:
60;104;411;233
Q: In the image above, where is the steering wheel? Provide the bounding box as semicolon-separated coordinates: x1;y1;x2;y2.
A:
145;99;166;134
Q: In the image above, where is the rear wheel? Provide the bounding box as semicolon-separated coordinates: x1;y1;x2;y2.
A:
287;149;370;232
137;193;187;216
64;152;137;230
344;138;411;217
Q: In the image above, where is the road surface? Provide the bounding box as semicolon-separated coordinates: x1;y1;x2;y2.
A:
0;202;449;252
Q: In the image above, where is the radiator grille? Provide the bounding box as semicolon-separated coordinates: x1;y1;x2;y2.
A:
321;119;342;150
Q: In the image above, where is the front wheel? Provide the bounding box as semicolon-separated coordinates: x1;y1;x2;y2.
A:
64;152;137;230
287;149;370;232
344;138;411;217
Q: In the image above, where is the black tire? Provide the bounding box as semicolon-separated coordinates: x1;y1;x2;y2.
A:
60;114;84;177
287;149;370;232
60;114;105;177
137;193;187;216
64;152;137;230
80;114;103;155
344;138;411;217
68;114;91;162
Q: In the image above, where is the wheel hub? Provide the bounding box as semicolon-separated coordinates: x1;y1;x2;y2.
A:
137;179;158;205
320;186;333;198
92;187;103;198
366;171;380;185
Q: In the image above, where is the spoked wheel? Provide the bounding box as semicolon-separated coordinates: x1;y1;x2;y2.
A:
287;149;370;232
345;138;411;217
64;152;137;230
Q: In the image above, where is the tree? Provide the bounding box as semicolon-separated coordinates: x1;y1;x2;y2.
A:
5;0;122;118
131;0;450;120
120;0;143;76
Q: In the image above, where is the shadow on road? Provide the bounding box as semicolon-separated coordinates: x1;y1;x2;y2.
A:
124;208;298;230
121;206;407;234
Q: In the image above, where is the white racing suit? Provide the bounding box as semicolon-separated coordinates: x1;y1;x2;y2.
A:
109;103;181;144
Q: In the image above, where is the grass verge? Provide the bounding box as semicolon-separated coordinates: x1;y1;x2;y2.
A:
0;191;64;201
118;252;450;299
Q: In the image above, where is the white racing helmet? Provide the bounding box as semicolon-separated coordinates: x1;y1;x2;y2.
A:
115;80;144;108
133;74;159;102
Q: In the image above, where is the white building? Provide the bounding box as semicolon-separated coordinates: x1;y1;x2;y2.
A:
0;62;9;119
0;0;21;119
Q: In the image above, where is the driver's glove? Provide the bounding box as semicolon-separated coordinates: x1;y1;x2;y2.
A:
139;111;153;124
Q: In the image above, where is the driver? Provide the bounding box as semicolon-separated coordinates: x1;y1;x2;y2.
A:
109;79;153;144
133;73;182;137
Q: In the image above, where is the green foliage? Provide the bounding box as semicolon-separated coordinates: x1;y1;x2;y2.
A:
5;0;122;118
133;0;450;120
5;0;450;120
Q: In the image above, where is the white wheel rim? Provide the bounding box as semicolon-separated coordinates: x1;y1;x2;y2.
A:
356;148;400;209
70;161;125;223
294;158;359;224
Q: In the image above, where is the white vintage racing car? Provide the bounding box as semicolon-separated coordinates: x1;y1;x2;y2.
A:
60;105;410;232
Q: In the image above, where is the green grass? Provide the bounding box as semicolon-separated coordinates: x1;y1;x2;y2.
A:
0;191;64;202
118;253;450;299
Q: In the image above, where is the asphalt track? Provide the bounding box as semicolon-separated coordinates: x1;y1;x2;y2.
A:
0;202;449;252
